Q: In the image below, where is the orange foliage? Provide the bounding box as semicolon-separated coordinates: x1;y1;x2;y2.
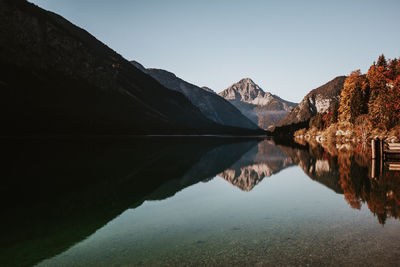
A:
333;55;399;134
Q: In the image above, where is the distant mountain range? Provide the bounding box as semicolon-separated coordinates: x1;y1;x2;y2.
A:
273;76;346;133
0;0;349;137
0;0;263;135
219;78;297;130
130;61;259;130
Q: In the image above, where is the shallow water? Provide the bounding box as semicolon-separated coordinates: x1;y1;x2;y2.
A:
1;137;400;266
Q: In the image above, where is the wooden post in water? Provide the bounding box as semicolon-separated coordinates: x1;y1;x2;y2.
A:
371;159;376;179
379;139;383;177
371;139;376;159
371;138;381;179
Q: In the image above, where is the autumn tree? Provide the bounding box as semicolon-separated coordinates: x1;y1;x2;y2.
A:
384;58;400;127
338;70;367;123
386;58;399;80
365;55;400;128
367;60;390;127
390;76;400;125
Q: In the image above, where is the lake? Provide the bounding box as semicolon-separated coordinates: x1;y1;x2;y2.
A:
1;137;400;266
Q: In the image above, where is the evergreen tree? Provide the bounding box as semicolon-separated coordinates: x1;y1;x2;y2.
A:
360;75;370;114
377;54;388;68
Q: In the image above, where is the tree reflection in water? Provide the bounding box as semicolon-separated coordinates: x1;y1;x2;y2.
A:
290;139;400;225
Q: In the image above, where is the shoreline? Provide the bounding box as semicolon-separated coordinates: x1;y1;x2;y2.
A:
0;134;271;140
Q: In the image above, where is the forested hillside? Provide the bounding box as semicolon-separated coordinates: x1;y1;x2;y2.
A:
295;55;400;142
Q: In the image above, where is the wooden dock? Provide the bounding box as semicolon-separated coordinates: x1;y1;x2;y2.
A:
388;162;400;171
371;139;400;160
371;139;400;178
385;143;400;159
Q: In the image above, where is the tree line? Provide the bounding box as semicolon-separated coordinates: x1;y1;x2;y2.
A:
303;54;400;142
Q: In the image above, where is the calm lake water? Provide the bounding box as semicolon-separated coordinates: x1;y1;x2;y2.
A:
1;137;400;266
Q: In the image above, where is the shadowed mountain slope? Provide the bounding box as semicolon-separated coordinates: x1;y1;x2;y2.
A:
131;61;259;130
0;0;263;135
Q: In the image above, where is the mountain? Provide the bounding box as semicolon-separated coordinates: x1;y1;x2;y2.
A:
0;0;263;135
274;76;346;133
201;86;216;94
131;61;259;130
219;78;297;130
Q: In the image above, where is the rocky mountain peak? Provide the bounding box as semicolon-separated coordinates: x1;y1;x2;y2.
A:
221;78;266;103
218;78;297;129
220;78;265;104
219;78;295;109
238;77;258;86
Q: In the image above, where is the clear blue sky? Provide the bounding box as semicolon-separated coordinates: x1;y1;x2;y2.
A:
29;0;400;102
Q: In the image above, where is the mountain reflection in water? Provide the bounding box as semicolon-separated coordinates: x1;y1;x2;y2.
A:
1;137;400;266
219;140;294;191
